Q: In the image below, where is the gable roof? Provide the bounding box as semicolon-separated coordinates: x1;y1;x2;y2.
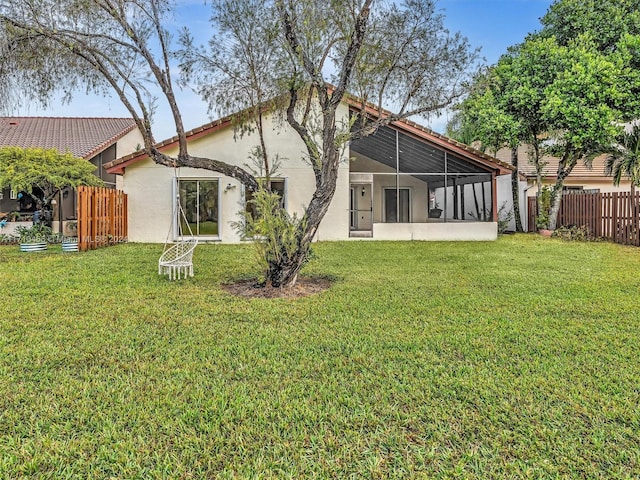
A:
105;100;514;176
346;99;514;175
0;117;138;160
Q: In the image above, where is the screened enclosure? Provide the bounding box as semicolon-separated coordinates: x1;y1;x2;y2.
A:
349;124;498;235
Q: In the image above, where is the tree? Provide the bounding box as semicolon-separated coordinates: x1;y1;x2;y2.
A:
538;0;640;229
455;37;636;231
0;147;102;211
540;0;640;53
453;0;640;231
0;0;478;287
450;39;557;233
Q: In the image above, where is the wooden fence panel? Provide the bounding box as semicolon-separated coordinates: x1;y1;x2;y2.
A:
77;186;128;252
530;191;640;246
527;197;537;232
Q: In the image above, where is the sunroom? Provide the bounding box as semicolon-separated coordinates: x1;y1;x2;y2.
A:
348;121;513;240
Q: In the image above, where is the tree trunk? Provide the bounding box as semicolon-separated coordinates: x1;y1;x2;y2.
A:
510;146;523;232
530;140;544;229
548;156;577;230
548;188;562;231
265;244;310;288
264;146;342;289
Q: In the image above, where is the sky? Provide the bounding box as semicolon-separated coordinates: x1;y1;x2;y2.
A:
13;0;554;140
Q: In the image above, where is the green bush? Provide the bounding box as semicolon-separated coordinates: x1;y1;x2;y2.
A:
233;186;310;284
535;186;553;230
15;223;53;243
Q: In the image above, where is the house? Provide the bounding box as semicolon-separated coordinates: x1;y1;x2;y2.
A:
105;101;518;243
495;145;631;196
0;117;143;234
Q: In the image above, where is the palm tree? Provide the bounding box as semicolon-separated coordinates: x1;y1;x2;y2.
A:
606;125;640;241
606;125;640;195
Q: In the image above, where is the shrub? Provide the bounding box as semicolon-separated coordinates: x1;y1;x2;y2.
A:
497;202;514;234
536;186;553;230
15;224;53;243
232;187;311;284
552;225;594;241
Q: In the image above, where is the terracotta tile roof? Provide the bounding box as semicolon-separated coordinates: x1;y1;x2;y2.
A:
105;116;233;173
0;117;137;159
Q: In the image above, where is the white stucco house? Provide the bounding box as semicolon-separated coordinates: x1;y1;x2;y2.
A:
105;100;520;243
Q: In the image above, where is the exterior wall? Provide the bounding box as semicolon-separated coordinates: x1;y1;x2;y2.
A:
494;145;632;198
122;107;350;243
0;221;31;237
525;178;632;197
350;153;429;223
116;128;145;160
496;174;529;231
120;115;508;243
0;188;19;214
371;222;498;241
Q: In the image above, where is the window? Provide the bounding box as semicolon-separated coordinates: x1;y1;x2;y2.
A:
245;178;286;218
178;179;219;237
10;190;17;200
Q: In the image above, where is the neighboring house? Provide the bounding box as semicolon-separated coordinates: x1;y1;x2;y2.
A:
0;117;143;233
495;145;631;196
105;101;517;243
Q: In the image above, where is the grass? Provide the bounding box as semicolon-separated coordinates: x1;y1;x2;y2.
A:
0;234;639;478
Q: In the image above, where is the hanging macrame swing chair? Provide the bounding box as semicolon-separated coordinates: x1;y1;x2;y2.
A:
158;169;198;280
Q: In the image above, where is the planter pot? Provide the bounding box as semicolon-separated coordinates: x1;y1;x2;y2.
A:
62;241;79;252
428;208;443;219
20;242;47;252
538;229;554;237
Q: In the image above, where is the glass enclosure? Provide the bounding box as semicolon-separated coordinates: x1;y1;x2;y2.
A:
349;124;495;225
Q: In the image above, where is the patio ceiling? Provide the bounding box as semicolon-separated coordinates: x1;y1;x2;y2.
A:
350;124;492;178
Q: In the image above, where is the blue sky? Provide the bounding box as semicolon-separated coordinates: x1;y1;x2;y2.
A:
16;0;554;139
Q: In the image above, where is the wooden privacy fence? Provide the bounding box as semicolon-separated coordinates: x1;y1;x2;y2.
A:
527;197;537;233
77;186;128;252
528;192;640;246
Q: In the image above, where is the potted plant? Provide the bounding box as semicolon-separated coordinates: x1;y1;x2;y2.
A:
16;224;52;252
428;201;443;219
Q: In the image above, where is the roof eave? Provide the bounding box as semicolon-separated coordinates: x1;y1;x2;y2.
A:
83;123;138;160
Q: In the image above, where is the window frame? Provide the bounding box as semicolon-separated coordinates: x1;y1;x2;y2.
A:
175;177;221;240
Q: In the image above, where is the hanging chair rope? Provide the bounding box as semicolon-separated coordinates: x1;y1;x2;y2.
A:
158;164;198;280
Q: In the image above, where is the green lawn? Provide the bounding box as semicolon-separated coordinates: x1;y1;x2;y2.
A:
0;235;639;478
